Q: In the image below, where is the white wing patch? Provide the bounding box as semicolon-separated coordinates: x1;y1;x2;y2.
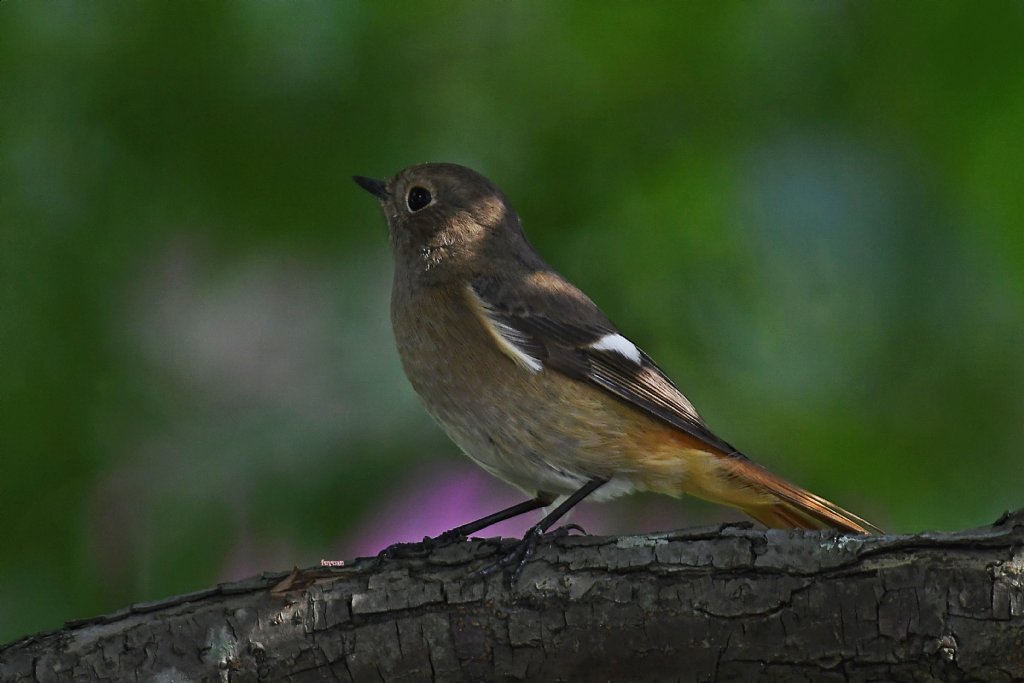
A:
589;333;641;364
465;285;543;373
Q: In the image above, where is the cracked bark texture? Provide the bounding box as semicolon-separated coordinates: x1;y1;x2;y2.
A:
2;512;1023;683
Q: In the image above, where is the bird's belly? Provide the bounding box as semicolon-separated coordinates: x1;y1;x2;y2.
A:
423;388;619;498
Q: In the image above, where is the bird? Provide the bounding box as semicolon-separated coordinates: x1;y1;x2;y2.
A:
354;163;880;574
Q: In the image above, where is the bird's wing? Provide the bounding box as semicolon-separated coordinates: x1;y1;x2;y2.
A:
466;275;882;535
466;276;741;457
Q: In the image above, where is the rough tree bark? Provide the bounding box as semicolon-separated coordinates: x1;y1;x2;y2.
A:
2;512;1023;683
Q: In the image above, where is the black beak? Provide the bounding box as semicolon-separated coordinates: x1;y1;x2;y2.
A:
353;175;389;200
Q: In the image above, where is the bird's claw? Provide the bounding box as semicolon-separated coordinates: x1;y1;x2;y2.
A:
550;522;588;537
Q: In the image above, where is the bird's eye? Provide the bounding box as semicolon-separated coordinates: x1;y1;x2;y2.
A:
407;187;432;212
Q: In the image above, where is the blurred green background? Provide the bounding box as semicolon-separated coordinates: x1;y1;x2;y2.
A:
2;2;1023;643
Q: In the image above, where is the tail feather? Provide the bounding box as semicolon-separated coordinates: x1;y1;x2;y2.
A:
720;457;881;534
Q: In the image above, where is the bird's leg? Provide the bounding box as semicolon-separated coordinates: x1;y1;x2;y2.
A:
376;496;550;561
479;477;607;583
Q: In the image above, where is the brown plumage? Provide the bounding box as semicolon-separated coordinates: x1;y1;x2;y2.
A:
355;162;881;548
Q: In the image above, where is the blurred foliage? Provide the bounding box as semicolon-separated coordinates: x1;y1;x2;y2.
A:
2;2;1023;643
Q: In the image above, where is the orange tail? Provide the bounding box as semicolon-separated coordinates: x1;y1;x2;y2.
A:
716;456;881;534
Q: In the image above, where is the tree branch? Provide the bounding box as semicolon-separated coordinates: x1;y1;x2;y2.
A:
3;512;1023;682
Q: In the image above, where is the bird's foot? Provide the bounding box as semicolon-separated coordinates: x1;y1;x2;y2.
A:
478;525;546;584
477;523;589;583
376;528;467;562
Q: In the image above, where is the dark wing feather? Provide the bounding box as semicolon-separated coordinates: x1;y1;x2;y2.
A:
469;277;741;458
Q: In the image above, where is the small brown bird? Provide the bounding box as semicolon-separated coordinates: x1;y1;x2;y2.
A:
355;163;879;572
